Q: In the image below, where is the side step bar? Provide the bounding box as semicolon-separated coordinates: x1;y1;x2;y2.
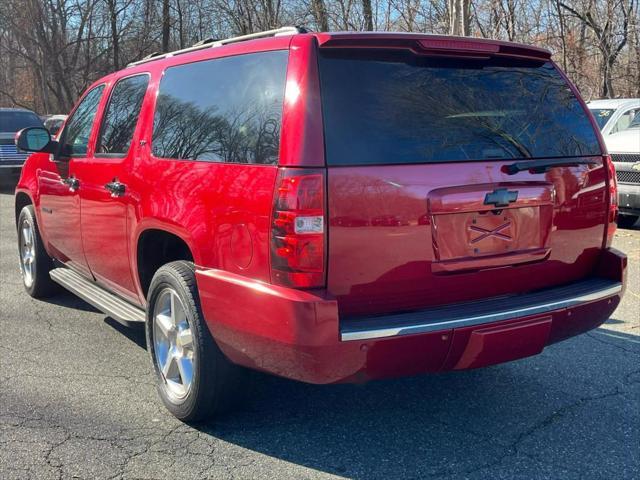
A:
50;268;146;326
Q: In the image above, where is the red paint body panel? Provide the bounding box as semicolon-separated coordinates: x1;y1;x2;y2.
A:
197;250;623;384
14;31;626;385
327;161;607;317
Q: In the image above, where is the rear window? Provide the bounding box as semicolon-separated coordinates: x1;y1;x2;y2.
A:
0;111;43;133
152;50;288;164
319;50;601;166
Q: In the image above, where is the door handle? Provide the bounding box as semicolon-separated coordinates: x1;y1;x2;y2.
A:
61;176;79;191
105;180;126;197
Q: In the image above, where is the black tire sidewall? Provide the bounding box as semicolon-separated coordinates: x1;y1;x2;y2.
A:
17;205;55;298
146;261;215;421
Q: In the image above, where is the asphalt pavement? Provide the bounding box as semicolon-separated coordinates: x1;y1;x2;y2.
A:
1;185;638;480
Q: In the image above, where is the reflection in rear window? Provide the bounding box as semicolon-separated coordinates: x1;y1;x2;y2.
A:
319;50;601;166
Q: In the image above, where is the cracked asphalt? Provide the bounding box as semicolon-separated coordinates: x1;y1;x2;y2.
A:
0;185;638;480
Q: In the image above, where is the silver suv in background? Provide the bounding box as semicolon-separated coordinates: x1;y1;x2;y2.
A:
588;99;640;229
606;113;640;228
0;108;44;177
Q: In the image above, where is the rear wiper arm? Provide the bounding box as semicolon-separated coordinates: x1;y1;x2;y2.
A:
504;158;599;175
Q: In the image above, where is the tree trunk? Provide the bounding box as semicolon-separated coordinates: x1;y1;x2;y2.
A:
107;0;119;70
162;0;171;53
602;57;616;98
362;0;374;31
311;0;329;31
448;0;471;36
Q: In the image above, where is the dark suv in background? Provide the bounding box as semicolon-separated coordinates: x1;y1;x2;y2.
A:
0;108;44;178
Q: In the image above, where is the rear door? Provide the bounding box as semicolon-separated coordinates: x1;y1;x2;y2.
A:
318;48;608;317
75;74;149;301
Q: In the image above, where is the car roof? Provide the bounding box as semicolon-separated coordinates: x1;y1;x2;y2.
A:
123;30;552;72
587;98;640;109
90;29;556;95
0;107;37;113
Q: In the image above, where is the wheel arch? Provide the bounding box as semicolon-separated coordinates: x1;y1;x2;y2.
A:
135;226;197;299
14;191;34;229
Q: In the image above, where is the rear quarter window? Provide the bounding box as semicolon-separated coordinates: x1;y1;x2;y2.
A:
152;50;288;164
319;50;601;166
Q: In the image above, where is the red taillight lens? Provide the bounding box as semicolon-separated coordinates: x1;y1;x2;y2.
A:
270;168;325;288
604;155;618;247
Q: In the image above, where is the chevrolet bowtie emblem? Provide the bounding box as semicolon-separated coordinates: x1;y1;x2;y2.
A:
484;188;518;208
632;162;640;172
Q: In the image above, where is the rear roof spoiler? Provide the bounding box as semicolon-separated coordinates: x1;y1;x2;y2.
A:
314;33;552;60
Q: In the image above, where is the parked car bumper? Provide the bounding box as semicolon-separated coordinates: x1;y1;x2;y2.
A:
196;248;626;384
618;182;640;216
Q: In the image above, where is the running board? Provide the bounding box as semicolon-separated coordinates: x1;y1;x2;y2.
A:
50;268;146;326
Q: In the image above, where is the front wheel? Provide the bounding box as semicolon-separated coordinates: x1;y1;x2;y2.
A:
146;261;244;422
17;205;57;298
617;215;639;229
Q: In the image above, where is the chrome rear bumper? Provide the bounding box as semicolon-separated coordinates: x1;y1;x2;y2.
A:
341;278;622;341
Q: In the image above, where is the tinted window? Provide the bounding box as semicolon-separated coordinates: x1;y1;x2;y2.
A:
152;51;288;164
319;50;601;166
0;111;43;132
96;75;148;155
60;86;105;157
589;108;615;130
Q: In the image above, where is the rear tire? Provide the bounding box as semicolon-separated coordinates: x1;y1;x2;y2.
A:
17;205;58;298
617;215;638;229
146;261;244;422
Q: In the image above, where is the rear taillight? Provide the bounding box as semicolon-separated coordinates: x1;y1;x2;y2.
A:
270;168;326;288
604;154;618;247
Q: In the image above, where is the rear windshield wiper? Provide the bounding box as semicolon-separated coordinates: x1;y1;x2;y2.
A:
504;158;599;175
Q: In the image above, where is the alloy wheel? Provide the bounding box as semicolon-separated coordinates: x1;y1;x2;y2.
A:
152;288;196;400
20;219;36;288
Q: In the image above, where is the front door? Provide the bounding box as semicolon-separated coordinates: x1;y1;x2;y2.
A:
37;85;106;277
76;74;149;301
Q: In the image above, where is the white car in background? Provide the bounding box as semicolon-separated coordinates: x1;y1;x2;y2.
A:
588;99;640;228
588;98;640;137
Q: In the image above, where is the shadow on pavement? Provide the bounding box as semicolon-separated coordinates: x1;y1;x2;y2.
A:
104;316;147;349
188;325;640;479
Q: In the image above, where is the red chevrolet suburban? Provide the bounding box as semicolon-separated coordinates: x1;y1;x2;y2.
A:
15;28;627;421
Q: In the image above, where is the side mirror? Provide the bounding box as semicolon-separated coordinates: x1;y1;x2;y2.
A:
15;127;56;153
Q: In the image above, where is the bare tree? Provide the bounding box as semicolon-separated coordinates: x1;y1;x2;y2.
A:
1;0;639;112
448;0;471;35
560;0;636;97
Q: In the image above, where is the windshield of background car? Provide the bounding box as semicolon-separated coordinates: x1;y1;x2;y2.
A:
588;108;615;130
628;112;640;129
0;111;43;132
318;49;601;166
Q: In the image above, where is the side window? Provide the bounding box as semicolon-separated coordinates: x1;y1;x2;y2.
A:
612;108;639;134
96;74;149;155
59;85;105;157
152;50;288;164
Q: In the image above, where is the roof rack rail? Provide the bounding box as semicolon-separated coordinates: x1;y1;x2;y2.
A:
127;26;307;68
